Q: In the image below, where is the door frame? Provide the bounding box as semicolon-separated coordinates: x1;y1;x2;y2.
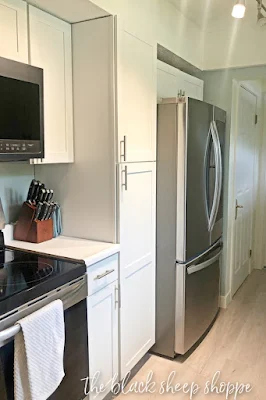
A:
227;80;262;304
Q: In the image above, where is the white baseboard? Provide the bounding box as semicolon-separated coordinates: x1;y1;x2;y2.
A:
219;291;231;309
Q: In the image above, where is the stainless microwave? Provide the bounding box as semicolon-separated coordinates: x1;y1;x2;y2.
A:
0;56;44;161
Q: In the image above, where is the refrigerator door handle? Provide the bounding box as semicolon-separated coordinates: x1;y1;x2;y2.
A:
204;129;211;222
209;121;223;231
213;120;223;208
187;250;222;275
208;122;220;232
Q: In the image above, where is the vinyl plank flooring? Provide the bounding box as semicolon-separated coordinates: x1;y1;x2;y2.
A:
117;269;266;399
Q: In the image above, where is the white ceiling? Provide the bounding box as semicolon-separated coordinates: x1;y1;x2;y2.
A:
168;0;259;29
26;0;109;23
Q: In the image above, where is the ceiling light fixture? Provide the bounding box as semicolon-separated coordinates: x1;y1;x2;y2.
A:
232;0;246;18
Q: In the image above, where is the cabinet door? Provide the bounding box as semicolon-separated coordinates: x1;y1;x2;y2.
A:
157;60;204;102
157;67;177;101
118;162;156;378
176;69;204;101
117;23;156;163
0;0;27;62
87;281;119;400
29;6;74;164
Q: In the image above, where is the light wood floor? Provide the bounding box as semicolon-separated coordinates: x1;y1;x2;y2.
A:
118;269;266;399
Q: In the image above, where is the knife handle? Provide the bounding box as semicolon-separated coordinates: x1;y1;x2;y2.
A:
27;179;38;202
42;202;50;221
46;203;54;220
47;190;54;203
35;202;43;221
44;190;50;202
38;188;46;203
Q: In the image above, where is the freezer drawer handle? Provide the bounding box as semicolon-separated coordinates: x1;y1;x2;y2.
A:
94;269;115;280
187;250;222;275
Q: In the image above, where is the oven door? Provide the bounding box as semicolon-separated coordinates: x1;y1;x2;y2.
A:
0;278;89;400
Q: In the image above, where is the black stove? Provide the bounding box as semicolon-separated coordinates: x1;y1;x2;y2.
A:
0;247;86;316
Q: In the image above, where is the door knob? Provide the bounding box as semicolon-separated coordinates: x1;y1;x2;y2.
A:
235;200;244;220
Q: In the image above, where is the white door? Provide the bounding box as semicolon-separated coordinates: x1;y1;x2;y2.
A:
117;24;156;163
87;281;119;400
232;85;257;296
0;0;28;62
29;5;74;164
118;162;156;378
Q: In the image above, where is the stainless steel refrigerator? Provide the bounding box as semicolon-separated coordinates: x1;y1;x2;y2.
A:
153;97;226;358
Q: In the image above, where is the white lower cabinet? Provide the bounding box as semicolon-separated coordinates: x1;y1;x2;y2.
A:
87;256;119;400
118;162;156;378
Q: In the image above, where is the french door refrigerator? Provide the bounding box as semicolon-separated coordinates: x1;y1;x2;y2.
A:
153;97;226;358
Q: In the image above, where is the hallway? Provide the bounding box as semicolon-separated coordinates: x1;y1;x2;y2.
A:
118;269;266;399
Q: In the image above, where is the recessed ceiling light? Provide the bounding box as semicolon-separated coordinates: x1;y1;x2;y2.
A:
232;0;246;18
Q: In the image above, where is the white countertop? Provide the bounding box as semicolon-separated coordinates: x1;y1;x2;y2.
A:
4;225;120;267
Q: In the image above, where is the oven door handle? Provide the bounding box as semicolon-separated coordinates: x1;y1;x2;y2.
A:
0;324;20;342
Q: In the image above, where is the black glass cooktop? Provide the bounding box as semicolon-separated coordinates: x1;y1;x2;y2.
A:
0;248;86;316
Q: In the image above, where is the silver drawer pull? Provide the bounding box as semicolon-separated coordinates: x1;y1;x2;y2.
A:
94;269;115;280
120;135;127;162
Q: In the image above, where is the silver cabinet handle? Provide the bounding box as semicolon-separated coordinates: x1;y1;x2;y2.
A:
114;285;119;309
94;269;115;280
120;135;127;161
187;250;222;275
122;165;128;191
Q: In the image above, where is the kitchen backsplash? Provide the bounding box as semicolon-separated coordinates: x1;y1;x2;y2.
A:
0;163;34;223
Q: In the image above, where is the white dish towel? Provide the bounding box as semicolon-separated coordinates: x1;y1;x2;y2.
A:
14;299;65;400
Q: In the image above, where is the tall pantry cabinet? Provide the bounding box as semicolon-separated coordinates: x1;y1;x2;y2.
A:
71;15;156;379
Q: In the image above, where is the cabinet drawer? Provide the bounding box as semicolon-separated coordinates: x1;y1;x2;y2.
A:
87;254;119;296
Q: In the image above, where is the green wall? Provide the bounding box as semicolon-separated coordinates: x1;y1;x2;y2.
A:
0;163;34;224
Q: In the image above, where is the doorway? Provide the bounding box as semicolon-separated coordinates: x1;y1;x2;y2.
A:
229;80;264;298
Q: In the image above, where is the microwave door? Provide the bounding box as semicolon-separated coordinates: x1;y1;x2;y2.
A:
0;56;44;161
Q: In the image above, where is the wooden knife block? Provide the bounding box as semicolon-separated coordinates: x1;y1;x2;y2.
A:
14;202;53;244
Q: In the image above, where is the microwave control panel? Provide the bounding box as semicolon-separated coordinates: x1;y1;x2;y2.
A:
0;140;41;154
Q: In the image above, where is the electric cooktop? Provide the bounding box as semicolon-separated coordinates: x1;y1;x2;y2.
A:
0;247;86;316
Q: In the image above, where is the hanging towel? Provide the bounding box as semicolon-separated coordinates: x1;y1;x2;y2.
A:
52;205;62;238
14;299;65;400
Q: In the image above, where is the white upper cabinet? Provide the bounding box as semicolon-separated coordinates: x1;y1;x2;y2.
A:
117;21;157;163
157;60;204;102
157;68;177;100
176;69;204;101
29;5;74;164
0;0;28;62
